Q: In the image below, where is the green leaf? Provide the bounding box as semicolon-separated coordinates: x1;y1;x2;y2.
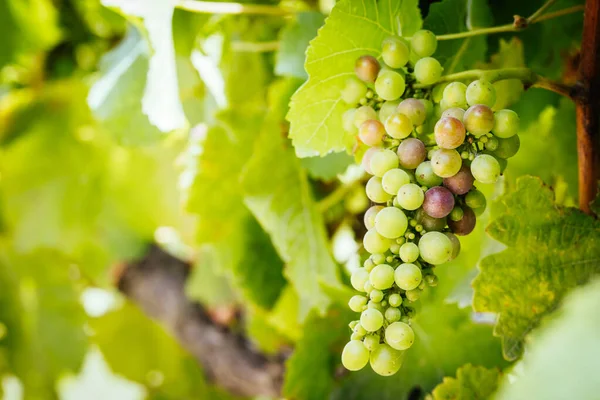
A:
287;0;422;156
101;0;187;132
0;248;87;397
423;0;490;74
241;116;342;317
473;176;600;360
496;279;600;400
301;151;354;181
276;12;325;79
283;306;354;400
430;364;501;400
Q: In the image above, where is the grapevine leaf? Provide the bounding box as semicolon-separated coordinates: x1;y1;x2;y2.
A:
276;12;325;79
283;306;354;400
473;176;600;360
287;0;422;156
301;152;354;181
241;116;342;317
101;0;187;132
430;364;501;400
496;279;600;400
0;248;87;397
424;0;490;74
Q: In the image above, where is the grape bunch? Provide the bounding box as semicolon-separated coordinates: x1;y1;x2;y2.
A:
340;30;521;376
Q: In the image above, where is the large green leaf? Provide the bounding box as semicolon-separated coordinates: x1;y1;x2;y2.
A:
473;177;600;360
430;364;501;400
0;248;88;397
496;279;600;400
287;0;422;156
241;116;342;317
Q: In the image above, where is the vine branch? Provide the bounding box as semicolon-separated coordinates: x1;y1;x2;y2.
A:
575;0;600;214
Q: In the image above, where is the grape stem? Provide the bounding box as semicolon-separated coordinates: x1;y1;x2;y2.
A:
177;0;293;15
413;67;575;99
435;2;584;41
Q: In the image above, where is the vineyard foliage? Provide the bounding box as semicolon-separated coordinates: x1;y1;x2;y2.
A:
0;0;596;399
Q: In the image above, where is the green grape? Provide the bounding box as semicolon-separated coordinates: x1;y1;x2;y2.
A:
360;308;384;332
394;263;422;290
355;55;381;83
350;332;363;341
442;82;468;108
416;161;443;187
390;243;401;254
415;208;447;232
341;78;368;104
473;205;486;216
364;205;384;230
349;295;368;312
463;104;494;137
448;206;476;235
363;334;381;351
364;258;375;270
375;70;406;101
385;322;415;350
465;190;486;209
405;289;420;302
342;108;358;133
492;135;520;159
388;293;402;307
369;264;396;290
399;242;419;263
434;116;466;149
359;119;386;147
351;268;370;292
385;113;413;139
442;107;465;121
363;229;392;254
372;253;386;264
364;280;374;293
414;57;443;85
471;154;501;184
493;109;520;138
385;307;401;322
370;149;399;177
418;231;453;265
370;344;404;376
466;79;496;107
410;29;437;58
432;82;449;103
366;176;393;203
382;169;411;195
341;340;370;371
382;36;410;68
374;207;408;239
354;105;378;128
420;99;434;117
367;299;384;312
445;232;461;260
431;149;462;178
397;183;425;210
449;206;464;221
370;289;384;302
397;98;427;125
379;100;401;123
349;320;359;330
486;136;499;151
361;147;382;175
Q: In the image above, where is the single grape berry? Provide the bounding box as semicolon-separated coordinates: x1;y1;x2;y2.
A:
416;161;443;187
382;37;410;68
382;168;411;195
370;289;384;303
491;135;520;159
399;242;419;263
385;113;413;139
364;228;392;254
379;101;401;123
375;70;406;101
370;343;404;376
342;340;370;371
414;57;443;85
363;334;380;351
442;82;468;109
397;98;427;126
364;205;384;230
385;322;415;350
448;206;476;235
423;186;455;219
449;206;464;222
394;263;422;290
493;109;520;138
443;165;475;195
375;207;408;239
397;138;426;169
466;80;496;107
415;208;447;232
388;293;402;307
465;189;486;209
355;55;381;83
471;154;501;184
410;30;437;58
366;176;393;203
385;307;402;322
445;232;461;260
341;78;368;105
351;268;370;292
359;120;386;147
361;308;384;332
463;104;495;136
370;149;399;177
354;105;378;128
349;295;368;312
442;107;466;121
397;183;425;210
431;148;462;178
361;147;381;175
418;231;453;265
370;264;396;290
434;116;466;149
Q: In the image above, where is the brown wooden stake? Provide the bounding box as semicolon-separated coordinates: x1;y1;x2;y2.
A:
576;0;600;213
